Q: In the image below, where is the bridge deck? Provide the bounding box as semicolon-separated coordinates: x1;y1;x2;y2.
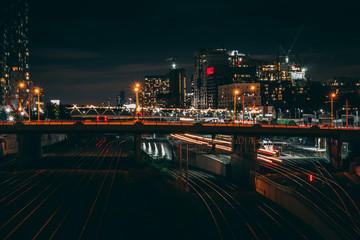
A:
0;121;359;141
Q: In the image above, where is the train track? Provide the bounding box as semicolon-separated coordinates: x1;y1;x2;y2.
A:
170;168;319;239
0;136;127;239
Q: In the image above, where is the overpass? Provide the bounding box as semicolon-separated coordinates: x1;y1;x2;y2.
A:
0;121;359;140
1;120;359;188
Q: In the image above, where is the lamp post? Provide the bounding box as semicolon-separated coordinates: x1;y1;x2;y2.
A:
250;85;256;123
330;93;336;126
234;89;239;123
134;83;140;122
27;89;31;122
34;88;41;121
242;95;245;123
18;83;25;121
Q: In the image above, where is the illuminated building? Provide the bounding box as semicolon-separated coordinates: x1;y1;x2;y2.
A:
192;48;227;109
256;52;310;110
0;0;31;106
142;75;169;108
192;49;257;109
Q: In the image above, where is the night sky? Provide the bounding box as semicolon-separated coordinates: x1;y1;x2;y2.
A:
29;0;360;105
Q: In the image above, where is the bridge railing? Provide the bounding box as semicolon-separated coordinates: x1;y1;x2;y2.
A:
0;120;359;130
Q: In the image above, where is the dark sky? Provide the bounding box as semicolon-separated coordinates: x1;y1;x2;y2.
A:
29;0;360;105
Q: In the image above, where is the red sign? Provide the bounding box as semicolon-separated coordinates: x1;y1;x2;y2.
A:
207;67;214;76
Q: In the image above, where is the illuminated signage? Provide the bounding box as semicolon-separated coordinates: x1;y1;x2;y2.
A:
207;67;214;76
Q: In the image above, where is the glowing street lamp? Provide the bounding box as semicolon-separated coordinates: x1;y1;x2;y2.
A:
18;83;25;121
234;89;239;123
134;83;140;122
330;93;336;126
34;88;41;121
250;85;256;123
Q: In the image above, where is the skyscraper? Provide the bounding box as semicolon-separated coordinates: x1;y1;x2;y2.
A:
192;48;227;109
168;66;186;108
0;0;30;107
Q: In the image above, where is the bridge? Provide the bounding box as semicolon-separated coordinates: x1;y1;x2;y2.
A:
1;120;359;189
0;121;359;139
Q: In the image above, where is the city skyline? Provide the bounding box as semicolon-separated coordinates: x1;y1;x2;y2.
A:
23;0;360;104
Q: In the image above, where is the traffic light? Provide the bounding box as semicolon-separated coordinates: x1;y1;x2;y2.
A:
104;116;108;121
96;116;100;122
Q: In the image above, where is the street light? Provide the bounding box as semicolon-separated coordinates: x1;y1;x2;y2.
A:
134;83;140;122
34;88;41;121
250;85;256;123
18;83;25;121
27;88;31;122
234;89;239;123
330;93;336;126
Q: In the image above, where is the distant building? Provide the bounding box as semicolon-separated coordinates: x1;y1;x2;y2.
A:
116;91;125;107
325;77;360;92
0;0;31;107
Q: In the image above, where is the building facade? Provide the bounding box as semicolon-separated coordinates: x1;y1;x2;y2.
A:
0;0;30;108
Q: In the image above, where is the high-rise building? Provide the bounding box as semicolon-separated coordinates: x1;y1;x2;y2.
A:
192;48;227;109
0;0;30;107
142;75;169;107
168;66;186;108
